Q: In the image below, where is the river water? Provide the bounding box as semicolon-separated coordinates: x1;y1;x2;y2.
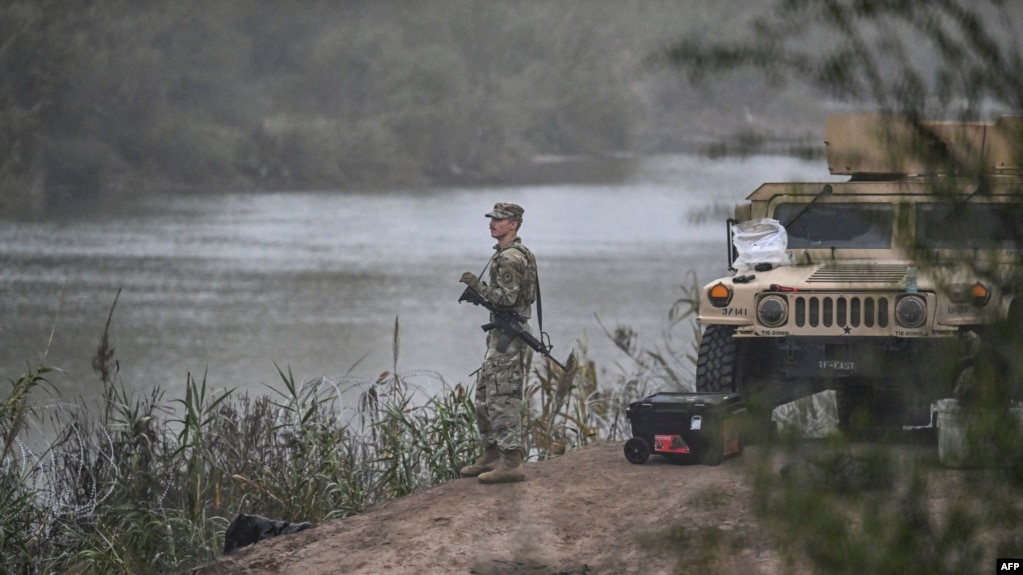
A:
1;155;832;403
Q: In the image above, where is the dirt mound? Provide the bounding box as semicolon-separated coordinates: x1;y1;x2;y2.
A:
188;441;797;575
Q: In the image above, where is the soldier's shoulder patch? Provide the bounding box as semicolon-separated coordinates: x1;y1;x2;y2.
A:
501;271;514;284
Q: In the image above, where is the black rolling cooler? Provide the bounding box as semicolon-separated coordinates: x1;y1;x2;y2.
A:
624;392;745;466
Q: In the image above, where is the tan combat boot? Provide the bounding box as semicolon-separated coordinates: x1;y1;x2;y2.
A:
459;446;500;478
478;449;525;484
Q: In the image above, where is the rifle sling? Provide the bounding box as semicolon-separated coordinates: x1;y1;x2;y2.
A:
534;264;544;339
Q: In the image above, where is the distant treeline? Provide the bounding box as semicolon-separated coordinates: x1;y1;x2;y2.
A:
2;1;834;217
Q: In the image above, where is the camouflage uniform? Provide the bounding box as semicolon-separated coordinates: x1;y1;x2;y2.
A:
470;215;537;452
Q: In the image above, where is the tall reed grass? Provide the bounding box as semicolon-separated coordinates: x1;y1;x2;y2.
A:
2;284;697;574
9;272;1022;573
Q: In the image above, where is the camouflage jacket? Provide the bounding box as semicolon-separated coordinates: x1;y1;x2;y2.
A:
476;238;537;320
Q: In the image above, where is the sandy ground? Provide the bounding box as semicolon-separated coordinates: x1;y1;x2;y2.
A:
186;441;803;575
187;439;980;575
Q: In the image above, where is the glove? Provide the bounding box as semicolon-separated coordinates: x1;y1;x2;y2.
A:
460;272;479;286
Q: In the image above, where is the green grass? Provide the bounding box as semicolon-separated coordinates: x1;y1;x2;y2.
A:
1;288;690;575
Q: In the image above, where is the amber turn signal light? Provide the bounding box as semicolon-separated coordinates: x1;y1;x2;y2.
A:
708;282;733;307
969;282;990;306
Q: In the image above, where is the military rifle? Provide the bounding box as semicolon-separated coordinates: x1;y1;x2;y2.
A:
458;285;566;370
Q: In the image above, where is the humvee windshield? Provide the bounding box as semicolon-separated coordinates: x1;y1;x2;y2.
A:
774;203;893;249
916;203;1023;249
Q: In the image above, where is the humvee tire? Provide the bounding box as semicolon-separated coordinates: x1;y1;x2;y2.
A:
695;324;738;393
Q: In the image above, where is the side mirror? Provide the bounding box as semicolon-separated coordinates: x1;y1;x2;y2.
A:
726;217;739;272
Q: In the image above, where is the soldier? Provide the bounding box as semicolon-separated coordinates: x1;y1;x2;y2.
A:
459;202;537;484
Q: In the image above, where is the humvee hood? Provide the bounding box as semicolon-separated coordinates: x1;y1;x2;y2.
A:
745;261;912;291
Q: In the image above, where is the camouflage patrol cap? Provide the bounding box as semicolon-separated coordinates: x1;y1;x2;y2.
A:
485;202;524;221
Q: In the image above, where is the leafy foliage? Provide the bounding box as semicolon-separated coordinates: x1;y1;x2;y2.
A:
663;0;1023;118
0;291;676;574
661;1;1023;572
0;0;875;218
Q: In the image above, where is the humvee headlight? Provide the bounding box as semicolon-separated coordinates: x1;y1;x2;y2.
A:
969;282;991;306
757;295;788;327
895;295;927;328
707;283;733;307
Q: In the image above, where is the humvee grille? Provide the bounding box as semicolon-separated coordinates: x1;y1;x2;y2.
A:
793;295;890;328
807;263;907;284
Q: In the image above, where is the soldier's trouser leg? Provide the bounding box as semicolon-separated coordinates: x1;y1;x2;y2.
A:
460;364;501;477
478;339;527;452
473;371;495;447
475;336;528;483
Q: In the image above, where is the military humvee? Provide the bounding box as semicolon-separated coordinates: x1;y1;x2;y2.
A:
695;114;1023;431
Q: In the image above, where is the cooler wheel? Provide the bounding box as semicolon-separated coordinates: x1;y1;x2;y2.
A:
624;437;650;464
